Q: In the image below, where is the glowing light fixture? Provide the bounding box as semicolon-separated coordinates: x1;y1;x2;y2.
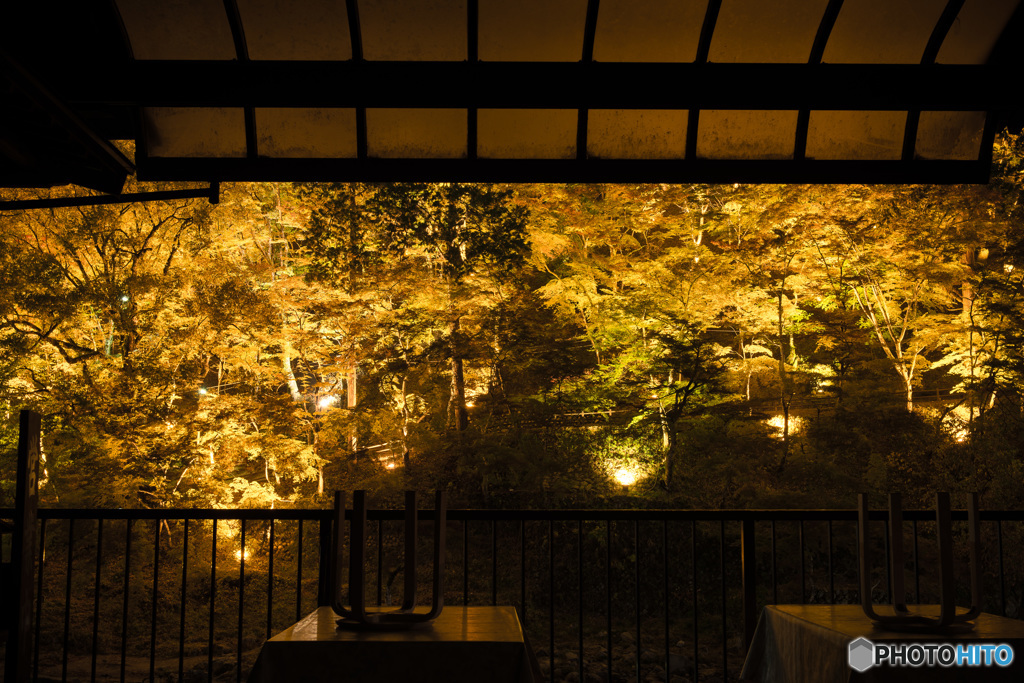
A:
614;468;637;487
766;414;803;438
235;549;250;562
318;395;338;410
198;388;208;395
121;295;130;302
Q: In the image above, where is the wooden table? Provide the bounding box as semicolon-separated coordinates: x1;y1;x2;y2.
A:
740;605;1024;682
247;606;541;683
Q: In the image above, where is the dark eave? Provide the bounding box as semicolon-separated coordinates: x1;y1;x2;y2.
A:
0;52;133;194
135;157;989;186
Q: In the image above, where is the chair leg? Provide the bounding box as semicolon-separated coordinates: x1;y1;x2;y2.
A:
330;491;356;619
402;491;418;612
333;489;447;627
936;493;956;627
425;491;447;621
348;491;367;621
888;493;909;613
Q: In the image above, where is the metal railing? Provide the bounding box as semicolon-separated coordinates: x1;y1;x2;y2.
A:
8;506;1023;682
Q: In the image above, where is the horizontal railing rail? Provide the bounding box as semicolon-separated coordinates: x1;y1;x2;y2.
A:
8;506;1024;521
6;506;1022;683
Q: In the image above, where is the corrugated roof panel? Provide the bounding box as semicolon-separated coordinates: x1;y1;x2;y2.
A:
479;0;588;61
237;0;352;60
588;110;688;159
709;0;830;63
698;110;798;159
936;0;1021;64
361;0;466;61
806;110;907;160
478;109;577;158
822;0;948;64
143;108;247;158
367;109;467;158
593;0;707;62
116;0;236;60
256;109;357;158
915;111;986;160
8;0;1018;187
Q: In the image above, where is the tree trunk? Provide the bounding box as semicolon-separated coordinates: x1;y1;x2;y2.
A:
738;335;752;402
661;411;676;487
282;340;302;401
448;318;468;431
346;364;358;453
449;357;468;431
777;290;792;450
399;376;412;469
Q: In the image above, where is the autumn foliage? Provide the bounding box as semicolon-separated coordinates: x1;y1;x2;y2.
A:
3;135;1024;510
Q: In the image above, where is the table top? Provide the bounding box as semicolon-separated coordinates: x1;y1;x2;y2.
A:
741;605;1024;683
248;606;540;683
769;604;1024;641
273;605;530;644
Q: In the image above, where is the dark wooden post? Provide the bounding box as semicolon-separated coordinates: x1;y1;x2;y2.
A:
741;518;757;651
6;410;40;683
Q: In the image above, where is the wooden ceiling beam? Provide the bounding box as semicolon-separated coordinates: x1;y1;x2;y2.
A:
58;62;1017;112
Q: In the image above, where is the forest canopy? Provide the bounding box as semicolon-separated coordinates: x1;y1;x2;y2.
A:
2;133;1023;510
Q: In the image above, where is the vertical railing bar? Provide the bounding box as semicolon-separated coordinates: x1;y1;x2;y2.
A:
884;517;892;602
36;509;1024;683
62;518;74;683
296;519;304;622
607;520;612;683
120;519;133;683
549;519;555;679
799;520;805;604
464;519;470;605
691;520;698;683
491;520;497;607
316;518;331;607
998;520;1006;616
741;519;756;652
771;520;778;605
90;519;103;683
579;520;584;683
828;520;834;604
34;519;47;683
267;519;275;639
150;519;161;683
377;518;383;607
663;520;670;683
635;519;641;683
912;519;920;603
209;519;218;683
520;519;526;627
237;519;246;683
180;519;190;682
720;520;727;682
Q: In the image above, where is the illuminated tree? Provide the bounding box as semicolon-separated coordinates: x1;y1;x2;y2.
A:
0;183;321;506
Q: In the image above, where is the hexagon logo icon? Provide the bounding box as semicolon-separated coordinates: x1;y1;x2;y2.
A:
848;637;875;672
